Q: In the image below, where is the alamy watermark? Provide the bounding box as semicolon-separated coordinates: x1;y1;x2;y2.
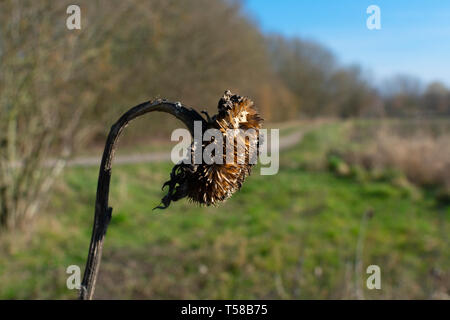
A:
66;5;81;30
66;265;81;290
170;121;279;175
366;5;381;30
366;265;381;289
66;263;382;291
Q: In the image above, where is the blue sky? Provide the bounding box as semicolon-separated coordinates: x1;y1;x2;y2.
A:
244;0;450;87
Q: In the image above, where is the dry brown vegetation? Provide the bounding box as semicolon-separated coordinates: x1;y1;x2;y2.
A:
340;121;450;198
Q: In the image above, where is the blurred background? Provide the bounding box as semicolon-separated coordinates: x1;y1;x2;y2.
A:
0;0;448;299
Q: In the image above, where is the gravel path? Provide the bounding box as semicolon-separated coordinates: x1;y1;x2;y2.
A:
57;129;304;168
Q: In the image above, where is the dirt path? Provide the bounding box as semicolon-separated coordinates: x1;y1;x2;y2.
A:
62;129;304;168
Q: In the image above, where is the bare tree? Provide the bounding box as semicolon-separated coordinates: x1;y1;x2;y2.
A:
0;0;131;229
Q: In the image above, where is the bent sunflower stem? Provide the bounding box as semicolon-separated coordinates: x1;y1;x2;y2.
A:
79;99;205;300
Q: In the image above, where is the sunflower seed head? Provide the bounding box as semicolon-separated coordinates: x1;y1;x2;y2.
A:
156;90;263;209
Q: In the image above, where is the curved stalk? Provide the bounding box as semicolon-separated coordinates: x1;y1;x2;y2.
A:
79;99;206;300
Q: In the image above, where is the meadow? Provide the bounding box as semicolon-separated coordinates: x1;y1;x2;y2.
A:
0;120;448;299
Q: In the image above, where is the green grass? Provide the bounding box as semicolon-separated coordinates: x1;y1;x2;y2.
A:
0;121;448;299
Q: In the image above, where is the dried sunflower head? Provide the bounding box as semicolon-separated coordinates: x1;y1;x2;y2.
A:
157;90;263;209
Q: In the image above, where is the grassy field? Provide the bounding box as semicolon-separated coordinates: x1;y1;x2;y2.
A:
0;121;448;299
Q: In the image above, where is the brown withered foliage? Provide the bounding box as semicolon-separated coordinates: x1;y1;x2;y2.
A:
157;90;263;208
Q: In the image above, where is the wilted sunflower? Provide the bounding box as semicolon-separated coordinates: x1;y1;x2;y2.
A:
80;90;263;300
157;90;263;208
